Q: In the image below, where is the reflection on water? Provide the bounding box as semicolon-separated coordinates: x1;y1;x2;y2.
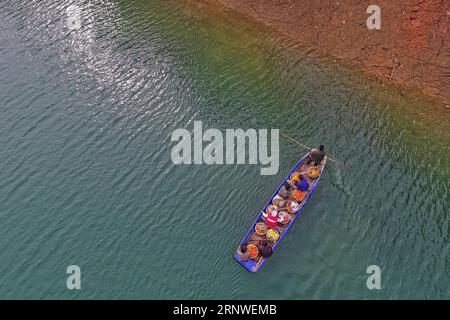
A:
0;0;448;299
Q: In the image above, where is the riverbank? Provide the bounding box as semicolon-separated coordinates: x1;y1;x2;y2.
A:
213;0;449;108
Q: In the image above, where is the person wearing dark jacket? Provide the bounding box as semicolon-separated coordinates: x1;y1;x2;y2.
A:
258;240;273;258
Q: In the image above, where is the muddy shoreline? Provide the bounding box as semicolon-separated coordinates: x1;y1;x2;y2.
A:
210;0;449;108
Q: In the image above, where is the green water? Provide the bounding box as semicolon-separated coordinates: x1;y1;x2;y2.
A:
0;0;449;299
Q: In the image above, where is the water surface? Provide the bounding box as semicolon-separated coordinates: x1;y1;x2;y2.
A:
0;0;449;299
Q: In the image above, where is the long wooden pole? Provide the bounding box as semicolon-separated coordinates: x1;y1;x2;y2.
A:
280;132;351;170
253;256;264;272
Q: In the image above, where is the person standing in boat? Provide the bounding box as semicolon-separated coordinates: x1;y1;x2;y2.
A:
307;145;325;166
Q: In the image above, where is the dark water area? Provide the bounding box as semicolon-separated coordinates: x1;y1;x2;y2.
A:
0;0;448;299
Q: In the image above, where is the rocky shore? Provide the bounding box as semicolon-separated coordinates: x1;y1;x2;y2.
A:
215;0;450;107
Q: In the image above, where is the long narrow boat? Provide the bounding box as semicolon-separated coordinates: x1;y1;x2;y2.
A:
234;153;327;272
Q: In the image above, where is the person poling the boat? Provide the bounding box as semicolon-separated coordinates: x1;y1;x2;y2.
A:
306;144;325;166
261;206;284;228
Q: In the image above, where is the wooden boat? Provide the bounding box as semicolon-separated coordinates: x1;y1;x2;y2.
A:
233;153;327;272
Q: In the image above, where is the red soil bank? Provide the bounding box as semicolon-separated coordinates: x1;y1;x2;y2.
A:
216;0;450;107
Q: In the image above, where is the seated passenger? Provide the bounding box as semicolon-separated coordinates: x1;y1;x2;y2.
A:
262;207;284;228
236;242;251;261
296;174;309;192
278;180;296;198
258;240;273;258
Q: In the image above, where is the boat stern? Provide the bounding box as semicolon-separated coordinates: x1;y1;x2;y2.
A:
233;252;260;272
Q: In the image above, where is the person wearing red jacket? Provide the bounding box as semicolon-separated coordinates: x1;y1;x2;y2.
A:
262;207;283;228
